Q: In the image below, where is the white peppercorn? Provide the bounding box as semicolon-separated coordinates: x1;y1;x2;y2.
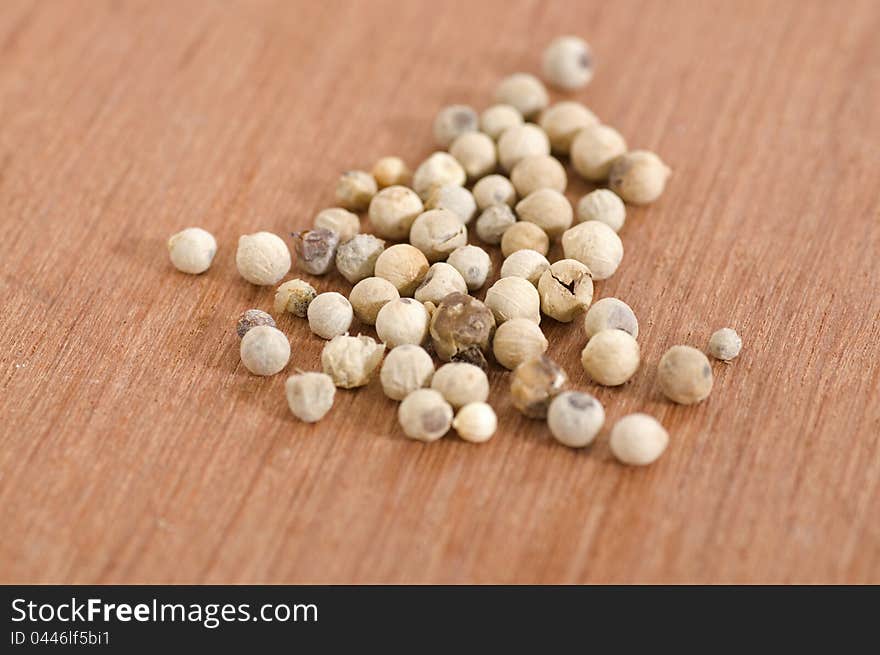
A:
409;209;468;263
583;297;639;339
538;259;594;322
431;362;489;409
492;318;548;370
236;231;291;285
608;150;672;205
374;244;429;296
497;123;550;172
321;334;385;389
429;293;496;367
542;36;594;90
425;185;477;224
307;291;354;340
510;355;567;419
547;391;604;448
274;278;317;317
414;262;467;305
515;188;573;238
453;402;497;443
494;73;549;119
285;372;335;423
314;207;360;243
239;325;290;376
413;152;466;201
485;276;541;324
581;329;640;386
561;220;623;280
380;344;435;401
398;388;453;442
368;185;424;241
348;276;399;325
375;297;430;347
291;228;339;275
576;189;626;232
335;233;385;284
473;174;517;211
449;132;497;181
571;124;627;181
511;155;567;197
501;221;549;258
236;309;275;339
433;104;478;147
372;156;411;188
475;204;517;245
446;245;492;291
335;170;377;211
708;328;742;361
538;101;599;155
480;103;523;140
610;413;669;466
168;227;216;274
500;249;550;286
658;345;713;404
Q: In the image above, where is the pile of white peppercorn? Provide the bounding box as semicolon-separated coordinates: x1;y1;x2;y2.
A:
166;36;743;466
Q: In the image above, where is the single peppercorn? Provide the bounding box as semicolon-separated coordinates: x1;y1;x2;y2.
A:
413;152;466;201
492;318;549;370
547;391;605;448
373;244;430;296
538;259;594;322
480;103;524;140
409;209;468;262
285;372;336;423
236;231;292;286
446;245;492;291
429;292;496;367
538;101;599;155
431;362;490;409
542;36;594;90
501;221;549;258
398;388;454;442
576;189;626;232
380;344;435;401
425;185;477;224
571;124;627;181
273;279;317;317
314;207;360;243
291;228;339;275
433;104;479;147
335;170;377;211
510;355;568;419
583;297;639;339
494;73;549;119
610;413;669;466
321;334;385;389
561;220;623;280
239;325;290;376
236;309;276;339
658;345;714;404
449;132;497;181
335;233;385;284
581;329;640;386
348;276;399;325
168;227;217;274
368;185;424;241
497;123;551;172
475;204;517;245
453;402;497;443
708;328;742;361
511;155;567;197
608;150;671;205
307;292;354;340
414;262;468;305
515;188;573;239
473;175;517;211
485;276;541;325
500;249;550;286
372;156;411;188
375;297;430;348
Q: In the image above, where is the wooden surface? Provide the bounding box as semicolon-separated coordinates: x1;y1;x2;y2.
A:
1;0;878;584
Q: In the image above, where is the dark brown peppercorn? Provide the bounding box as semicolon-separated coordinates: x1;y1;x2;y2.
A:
429;292;496;363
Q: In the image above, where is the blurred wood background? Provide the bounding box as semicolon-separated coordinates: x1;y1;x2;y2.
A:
1;0;878;584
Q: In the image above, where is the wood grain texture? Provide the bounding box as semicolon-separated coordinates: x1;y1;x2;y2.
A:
0;0;878;584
